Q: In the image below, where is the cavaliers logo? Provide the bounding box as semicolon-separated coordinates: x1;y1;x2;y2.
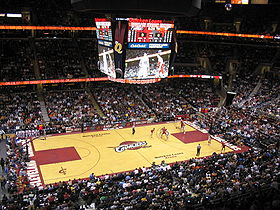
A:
114;41;123;54
59;167;67;175
113;141;150;153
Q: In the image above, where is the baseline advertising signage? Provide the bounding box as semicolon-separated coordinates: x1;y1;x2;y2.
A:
98;40;113;47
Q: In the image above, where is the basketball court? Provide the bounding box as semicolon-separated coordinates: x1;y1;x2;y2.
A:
26;121;249;186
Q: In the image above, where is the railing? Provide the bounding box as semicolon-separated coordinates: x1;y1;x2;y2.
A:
0;25;276;39
0;75;223;86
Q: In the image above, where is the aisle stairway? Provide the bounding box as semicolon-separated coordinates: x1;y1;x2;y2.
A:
249;79;263;98
216;80;227;107
85;88;105;117
38;94;50;122
0;139;7;199
238;79;262;107
131;87;157;120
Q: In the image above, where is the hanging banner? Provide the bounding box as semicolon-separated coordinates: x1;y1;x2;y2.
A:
113;21;128;78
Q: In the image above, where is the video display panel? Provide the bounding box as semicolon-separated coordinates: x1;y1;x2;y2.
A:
95;18;113;41
127;18;174;43
231;0;249;4
215;0;250;3
124;49;171;79
98;45;116;78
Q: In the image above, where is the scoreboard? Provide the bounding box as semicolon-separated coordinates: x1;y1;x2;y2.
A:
231;0;249;4
95;17;176;81
215;0;268;4
95;18;113;42
127;18;174;44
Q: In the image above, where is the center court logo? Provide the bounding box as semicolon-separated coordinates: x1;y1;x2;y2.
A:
114;141;150;153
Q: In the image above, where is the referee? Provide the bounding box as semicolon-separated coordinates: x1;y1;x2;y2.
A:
132;125;135;135
81;122;85;137
196;144;201;156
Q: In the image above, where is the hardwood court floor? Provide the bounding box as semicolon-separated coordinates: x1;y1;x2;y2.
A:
31;122;234;185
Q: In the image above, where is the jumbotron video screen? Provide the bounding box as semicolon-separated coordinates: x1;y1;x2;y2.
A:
95;18;175;80
124;49;171;79
125;18;174;80
98;45;116;78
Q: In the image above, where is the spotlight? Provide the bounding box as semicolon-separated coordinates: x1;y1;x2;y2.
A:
225;3;232;11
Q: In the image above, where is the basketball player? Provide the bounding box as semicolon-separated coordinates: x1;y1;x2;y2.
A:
150;128;155;138
196;144;201;156
138;53;149;78
208;122;214;145
208;135;211;145
38;124;46;140
160;127;169;140
221;141;226;153
38;124;44;137
180;119;186;134
81;122;85;137
156;53;165;78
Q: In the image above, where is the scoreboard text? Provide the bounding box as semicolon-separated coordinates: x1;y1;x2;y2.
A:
95;18;113;42
128;18;174;43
